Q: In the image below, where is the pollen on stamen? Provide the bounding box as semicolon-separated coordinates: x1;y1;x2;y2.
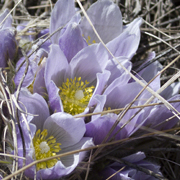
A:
33;129;61;171
82;34;96;45
86;36;96;45
59;77;94;115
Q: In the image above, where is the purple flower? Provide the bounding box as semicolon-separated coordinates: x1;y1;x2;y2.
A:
50;0;86;62
14;0;81;88
0;9;17;67
85;108;148;145
135;59;180;130
101;152;163;180
33;42;132;116
50;0;142;60
142;94;180;131
42;43;110;115
16;89;93;179
80;0;142;59
14;40;50;88
85;56;180;143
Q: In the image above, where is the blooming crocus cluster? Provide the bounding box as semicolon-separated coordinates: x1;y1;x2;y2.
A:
1;0;179;179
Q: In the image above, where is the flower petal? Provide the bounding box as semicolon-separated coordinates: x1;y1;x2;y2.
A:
0;9;12;28
69;45;102;83
18;148;36;179
59;22;87;63
89;94;107;121
15;45;48;88
105;57;132;85
17;88;50;130
14;52;38;87
43;112;86;148
80;0;123;44
47;80;63;112
45;44;68;88
104;82;151;109
17;117;36;148
89;70;110;105
107;17;142;59
36;138;93;179
33;64;47;96
138;61;162;92
85;114;127;145
161;82;180;99
143;95;180;130
90;44;109;70
0;29;17;67
60;137;93;167
50;0;76;44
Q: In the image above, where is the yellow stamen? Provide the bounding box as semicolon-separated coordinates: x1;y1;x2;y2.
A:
59;77;94;115
102;107;120;115
86;36;96;45
33;129;61;171
82;34;96;45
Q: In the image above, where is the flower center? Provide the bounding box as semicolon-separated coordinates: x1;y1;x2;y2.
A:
33;129;61;171
39;141;50;153
86;36;96;45
59;77;94;115
82;35;96;45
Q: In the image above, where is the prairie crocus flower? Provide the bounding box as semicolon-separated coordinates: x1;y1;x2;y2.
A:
137;53;180;99
101;152;163;180
135;59;180;130
35;43;110;115
0;9;17;67
80;0;142;59
141;95;180;131
50;0;87;62
33;42;131;116
89;76;152;124
14;0;81;89
85;108;148;145
84;64;153;144
85;58;180;143
16;89;93;179
14;40;50;88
